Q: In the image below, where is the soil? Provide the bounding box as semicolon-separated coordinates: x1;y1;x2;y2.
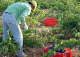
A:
0;9;80;57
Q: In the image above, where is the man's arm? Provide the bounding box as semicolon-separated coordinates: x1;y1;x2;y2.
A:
19;8;31;26
19;8;31;30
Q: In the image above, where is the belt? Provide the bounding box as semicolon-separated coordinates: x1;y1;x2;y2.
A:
5;12;12;14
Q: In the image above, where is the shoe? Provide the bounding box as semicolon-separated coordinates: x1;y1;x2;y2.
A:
17;54;28;57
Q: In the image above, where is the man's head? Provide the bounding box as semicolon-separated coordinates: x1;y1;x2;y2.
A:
28;1;37;11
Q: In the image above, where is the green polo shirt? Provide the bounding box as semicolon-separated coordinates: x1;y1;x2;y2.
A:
4;2;31;25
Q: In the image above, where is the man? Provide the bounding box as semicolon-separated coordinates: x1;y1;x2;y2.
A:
2;1;37;57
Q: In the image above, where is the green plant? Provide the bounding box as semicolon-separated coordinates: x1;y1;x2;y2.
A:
0;38;20;56
42;0;80;56
51;10;80;38
0;0;80;57
23;28;44;49
0;24;3;37
0;0;14;13
25;8;49;27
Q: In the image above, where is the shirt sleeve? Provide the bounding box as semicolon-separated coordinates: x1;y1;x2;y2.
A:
19;8;31;25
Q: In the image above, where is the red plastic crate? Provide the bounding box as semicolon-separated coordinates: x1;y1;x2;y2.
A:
44;46;72;57
45;18;58;26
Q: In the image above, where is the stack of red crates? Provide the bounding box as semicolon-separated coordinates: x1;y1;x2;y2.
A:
44;46;72;57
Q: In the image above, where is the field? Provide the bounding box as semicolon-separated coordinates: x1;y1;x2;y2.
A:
0;0;80;57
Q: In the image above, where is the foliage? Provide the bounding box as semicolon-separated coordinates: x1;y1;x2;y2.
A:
0;0;80;57
49;0;80;39
23;28;44;49
41;0;80;57
0;24;3;38
0;0;14;13
51;11;80;39
0;27;45;56
26;8;49;27
0;38;20;56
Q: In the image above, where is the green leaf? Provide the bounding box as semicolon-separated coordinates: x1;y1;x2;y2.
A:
53;51;56;56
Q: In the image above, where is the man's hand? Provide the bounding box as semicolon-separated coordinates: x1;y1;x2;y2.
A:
24;24;28;30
